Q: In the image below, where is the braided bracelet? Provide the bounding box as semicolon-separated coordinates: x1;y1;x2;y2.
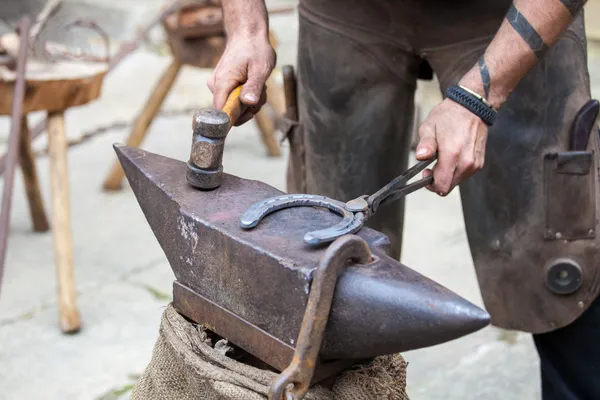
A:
445;85;497;126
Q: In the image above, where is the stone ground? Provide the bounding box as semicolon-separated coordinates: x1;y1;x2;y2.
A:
1;1;600;399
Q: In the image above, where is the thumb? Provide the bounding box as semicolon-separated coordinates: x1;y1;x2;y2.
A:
240;64;270;106
416;124;437;160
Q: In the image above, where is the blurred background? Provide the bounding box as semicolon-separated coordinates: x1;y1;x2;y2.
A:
0;0;599;399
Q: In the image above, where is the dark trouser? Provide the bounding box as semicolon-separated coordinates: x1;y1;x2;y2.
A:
533;294;600;399
287;1;599;398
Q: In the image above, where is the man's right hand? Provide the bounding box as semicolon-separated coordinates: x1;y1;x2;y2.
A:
208;0;276;127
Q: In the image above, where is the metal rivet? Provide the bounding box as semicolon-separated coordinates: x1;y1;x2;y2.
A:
578;301;585;309
589;229;595;236
555;232;563;239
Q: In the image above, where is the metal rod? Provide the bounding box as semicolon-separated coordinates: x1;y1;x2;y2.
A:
64;18;111;63
269;235;372;400
30;0;63;43
0;16;32;295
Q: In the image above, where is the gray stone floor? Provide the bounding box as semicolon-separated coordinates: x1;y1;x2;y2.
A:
0;1;599;399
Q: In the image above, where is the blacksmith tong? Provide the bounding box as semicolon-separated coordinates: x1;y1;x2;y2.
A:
240;155;437;246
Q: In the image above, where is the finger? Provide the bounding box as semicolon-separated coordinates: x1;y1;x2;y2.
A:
257;86;268;108
208;54;227;94
234;87;268;126
416;124;437;160
214;77;242;110
453;134;486;187
240;62;272;106
455;155;477;182
430;150;458;196
234;110;255;126
207;72;216;94
422;168;435;192
452;151;485;190
473;136;487;171
246;87;268;111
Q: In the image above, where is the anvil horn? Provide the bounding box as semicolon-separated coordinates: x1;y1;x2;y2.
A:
115;144;489;367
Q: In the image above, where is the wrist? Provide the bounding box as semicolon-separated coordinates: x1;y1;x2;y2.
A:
458;69;507;110
445;85;497;126
222;0;269;40
226;24;270;41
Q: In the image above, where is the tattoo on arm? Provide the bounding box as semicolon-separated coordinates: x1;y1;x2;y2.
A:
478;56;491;99
559;0;587;17
506;4;549;59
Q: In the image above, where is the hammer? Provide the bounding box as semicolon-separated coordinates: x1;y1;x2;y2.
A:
187;85;245;190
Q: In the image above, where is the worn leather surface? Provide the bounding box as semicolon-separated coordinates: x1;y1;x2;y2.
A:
288;1;600;333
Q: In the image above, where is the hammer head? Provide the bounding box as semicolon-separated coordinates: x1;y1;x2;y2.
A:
186;108;230;190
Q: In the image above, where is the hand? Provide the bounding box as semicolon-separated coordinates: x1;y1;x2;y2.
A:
208;35;276;126
415;98;488;196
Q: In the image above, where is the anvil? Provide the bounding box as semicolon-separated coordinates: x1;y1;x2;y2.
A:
115;144;490;374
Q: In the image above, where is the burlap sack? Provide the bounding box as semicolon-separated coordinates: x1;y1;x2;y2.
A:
131;304;409;400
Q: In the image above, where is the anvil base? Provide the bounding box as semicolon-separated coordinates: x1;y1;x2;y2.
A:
173;281;360;384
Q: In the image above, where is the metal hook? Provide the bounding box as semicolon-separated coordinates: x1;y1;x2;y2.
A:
268;235;372;400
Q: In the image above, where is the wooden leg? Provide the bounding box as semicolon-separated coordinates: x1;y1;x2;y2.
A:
254;108;282;157
18;116;49;232
266;71;286;117
48;111;81;334
253;73;284;157
102;59;183;191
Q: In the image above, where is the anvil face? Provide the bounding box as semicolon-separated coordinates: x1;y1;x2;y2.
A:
115;145;489;365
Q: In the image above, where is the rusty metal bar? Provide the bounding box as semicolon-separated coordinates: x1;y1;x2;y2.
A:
269;235;372;400
0;16;31;295
30;0;63;44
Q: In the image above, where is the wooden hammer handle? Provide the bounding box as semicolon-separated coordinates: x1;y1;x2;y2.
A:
222;85;245;130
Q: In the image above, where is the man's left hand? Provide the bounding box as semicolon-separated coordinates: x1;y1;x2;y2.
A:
415;98;489;196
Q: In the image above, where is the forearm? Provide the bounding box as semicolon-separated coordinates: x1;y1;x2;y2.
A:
221;0;269;39
459;0;587;109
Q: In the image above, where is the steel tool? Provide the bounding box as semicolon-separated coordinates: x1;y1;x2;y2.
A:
240;155;437;246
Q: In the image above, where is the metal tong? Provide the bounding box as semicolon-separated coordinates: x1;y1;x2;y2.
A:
240;154;437;246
